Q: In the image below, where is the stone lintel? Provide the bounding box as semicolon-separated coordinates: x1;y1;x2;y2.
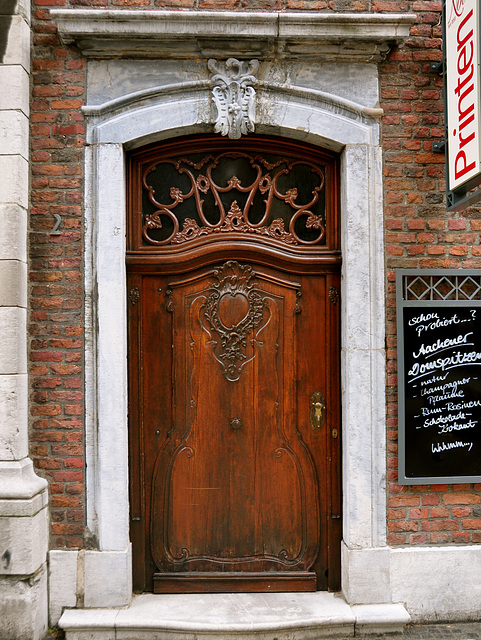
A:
50;10;416;62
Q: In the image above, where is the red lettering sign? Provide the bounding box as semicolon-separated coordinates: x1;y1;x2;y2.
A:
447;0;481;190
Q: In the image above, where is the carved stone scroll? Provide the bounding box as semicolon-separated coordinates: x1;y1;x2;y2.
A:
208;58;259;140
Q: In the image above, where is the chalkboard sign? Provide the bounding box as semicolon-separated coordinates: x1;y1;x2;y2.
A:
397;270;481;484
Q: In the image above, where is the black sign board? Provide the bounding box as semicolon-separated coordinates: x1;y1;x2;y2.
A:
397;270;481;484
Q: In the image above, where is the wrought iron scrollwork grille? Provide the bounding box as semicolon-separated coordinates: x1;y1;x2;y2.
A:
140;151;327;248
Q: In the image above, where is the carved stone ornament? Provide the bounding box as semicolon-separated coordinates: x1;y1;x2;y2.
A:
208;58;259;140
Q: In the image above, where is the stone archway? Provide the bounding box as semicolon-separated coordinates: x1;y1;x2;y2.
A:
82;69;387;605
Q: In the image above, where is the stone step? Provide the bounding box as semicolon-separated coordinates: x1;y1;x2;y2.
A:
59;592;410;640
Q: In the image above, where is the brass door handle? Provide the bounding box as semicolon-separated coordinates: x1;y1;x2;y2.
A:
310;392;326;430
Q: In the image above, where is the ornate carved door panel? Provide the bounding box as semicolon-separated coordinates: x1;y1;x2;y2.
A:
127;136;341;593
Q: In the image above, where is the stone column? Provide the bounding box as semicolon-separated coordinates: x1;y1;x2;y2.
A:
0;1;49;638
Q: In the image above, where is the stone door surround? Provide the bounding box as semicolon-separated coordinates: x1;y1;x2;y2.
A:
48;7;415;617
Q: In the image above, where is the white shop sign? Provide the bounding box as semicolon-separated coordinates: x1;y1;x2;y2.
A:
446;0;481;191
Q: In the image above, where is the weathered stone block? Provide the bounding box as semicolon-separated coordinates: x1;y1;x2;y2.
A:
0;259;27;307
0;307;26;374
0;373;28;460
0;0;31;22
0;110;29;159
0;458;47;503
84;548;132;608
0;204;27;262
342;544;391;605
391;547;481;622
0;504;48;575
0;564;47;640
0;15;30;71
49;550;79;626
0;65;29;114
0;155;28;208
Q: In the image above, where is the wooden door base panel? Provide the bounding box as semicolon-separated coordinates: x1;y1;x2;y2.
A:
153;572;317;593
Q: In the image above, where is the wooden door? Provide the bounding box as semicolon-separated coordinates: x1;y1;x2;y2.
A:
127;136;341;594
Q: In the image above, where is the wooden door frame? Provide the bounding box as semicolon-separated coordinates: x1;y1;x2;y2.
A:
126;135;342;593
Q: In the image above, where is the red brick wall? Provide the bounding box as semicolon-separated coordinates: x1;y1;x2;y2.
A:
30;4;86;548
381;1;481;546
29;0;481;550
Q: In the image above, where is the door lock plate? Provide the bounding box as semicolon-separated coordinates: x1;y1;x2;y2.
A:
310;392;326;430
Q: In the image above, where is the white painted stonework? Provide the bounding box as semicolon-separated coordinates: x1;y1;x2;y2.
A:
49;550;79;625
391;546;481;621
45;7;481;633
0;1;48;638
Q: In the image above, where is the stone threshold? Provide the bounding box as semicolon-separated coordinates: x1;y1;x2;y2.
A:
59;592;410;640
